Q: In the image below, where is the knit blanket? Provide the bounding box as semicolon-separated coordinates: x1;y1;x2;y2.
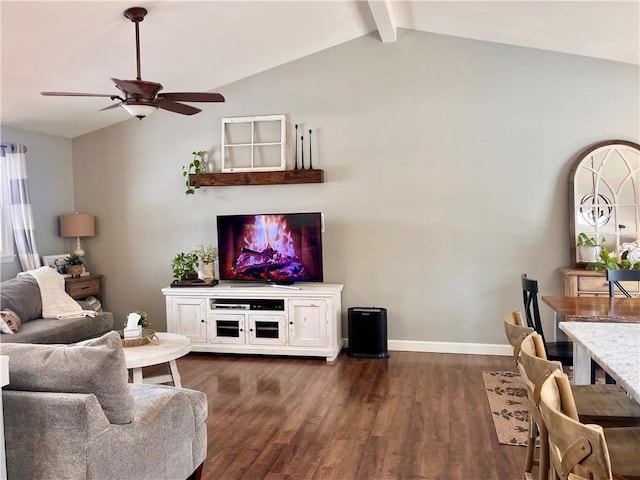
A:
18;267;97;319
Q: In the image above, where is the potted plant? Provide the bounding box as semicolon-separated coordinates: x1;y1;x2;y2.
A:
135;311;149;328
66;253;84;277
171;252;199;282
193;242;218;280
589;248;640;271
182;150;207;195
576;233;604;263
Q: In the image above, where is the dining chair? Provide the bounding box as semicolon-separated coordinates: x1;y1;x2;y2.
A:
511;330;551;480
503;310;534;363
519;333;640;429
521;274;573;366
537;369;640;480
606;269;640;298
515;332;640;480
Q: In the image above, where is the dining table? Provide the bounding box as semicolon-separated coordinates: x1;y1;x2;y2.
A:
541;295;640;395
541;295;640;323
559;322;640;402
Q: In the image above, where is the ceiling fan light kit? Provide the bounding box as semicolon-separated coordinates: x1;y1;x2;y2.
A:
41;6;224;119
121;102;157;119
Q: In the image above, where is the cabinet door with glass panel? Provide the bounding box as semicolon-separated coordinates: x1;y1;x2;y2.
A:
209;313;246;345
248;314;287;346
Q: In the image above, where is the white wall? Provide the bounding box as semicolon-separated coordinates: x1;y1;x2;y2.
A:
0;126;75;280
71;29;638;345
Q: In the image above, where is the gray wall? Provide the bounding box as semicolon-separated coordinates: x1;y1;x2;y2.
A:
0;126;75;280
66;30;640;343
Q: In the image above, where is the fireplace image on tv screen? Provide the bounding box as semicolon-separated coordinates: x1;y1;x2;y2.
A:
217;213;324;283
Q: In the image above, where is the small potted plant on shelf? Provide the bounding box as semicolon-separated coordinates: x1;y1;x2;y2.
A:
171;252;199;285
193;242;218;280
182;150;207;195
66;253;84;277
576;233;605;263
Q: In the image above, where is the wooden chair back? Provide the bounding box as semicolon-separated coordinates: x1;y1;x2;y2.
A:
518;333;559;391
537;370;613;480
516;332;557;480
606;269;640;297
503;310;534;362
521;274;548;344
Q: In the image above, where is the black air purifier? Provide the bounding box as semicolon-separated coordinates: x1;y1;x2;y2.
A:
347;307;389;359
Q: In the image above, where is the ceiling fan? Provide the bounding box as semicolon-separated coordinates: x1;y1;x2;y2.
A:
41;6;225;119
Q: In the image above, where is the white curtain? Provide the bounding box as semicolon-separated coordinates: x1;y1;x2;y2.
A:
1;144;40;270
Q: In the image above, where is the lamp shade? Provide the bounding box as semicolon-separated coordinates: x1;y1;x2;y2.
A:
60;213;95;238
121;103;157;119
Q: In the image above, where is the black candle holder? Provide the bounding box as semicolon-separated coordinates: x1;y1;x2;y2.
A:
308;129;313;170
294;124;299;170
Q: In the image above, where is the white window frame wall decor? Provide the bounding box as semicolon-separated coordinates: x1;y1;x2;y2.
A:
221;115;286;172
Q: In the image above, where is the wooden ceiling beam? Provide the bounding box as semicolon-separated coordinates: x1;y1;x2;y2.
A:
367;0;397;43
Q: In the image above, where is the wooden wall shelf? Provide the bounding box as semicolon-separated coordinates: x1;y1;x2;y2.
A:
189;169;324;187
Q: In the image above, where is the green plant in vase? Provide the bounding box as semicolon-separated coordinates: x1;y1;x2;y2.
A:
577;233;604;247
66;253;85;276
590;248;640;271
136;311;149;328
171;252;199;281
123;311;149;329
182;150;207;195
576;233;605;263
193;242;218;280
193;242;218;263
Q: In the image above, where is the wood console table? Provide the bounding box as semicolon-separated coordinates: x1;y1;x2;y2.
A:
561;267;640;297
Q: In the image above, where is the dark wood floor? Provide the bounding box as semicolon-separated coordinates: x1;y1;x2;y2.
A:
174;350;526;480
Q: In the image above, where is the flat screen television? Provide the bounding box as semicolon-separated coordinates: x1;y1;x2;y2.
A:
217;212;324;284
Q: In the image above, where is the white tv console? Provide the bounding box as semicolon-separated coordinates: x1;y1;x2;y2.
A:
161;283;344;362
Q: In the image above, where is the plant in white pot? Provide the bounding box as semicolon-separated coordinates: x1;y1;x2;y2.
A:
193;242;218;280
577;233;605;263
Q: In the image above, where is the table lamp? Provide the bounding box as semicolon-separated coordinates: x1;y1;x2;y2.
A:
59;213;95;257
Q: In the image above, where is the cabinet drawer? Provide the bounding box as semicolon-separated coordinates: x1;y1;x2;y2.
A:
578;276;639;293
67;279;100;298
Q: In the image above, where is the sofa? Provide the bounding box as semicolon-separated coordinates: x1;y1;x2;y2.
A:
0;274;113;343
1;331;207;479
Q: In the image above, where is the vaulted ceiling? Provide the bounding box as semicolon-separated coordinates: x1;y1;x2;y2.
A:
2;1;638;139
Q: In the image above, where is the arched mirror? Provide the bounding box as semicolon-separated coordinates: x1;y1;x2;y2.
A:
569;140;640;266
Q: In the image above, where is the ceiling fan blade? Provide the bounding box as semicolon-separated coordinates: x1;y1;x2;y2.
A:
42;9;227;120
156;99;201;115
158;92;225;103
99;102;123;111
111;78;162;99
42;91;117;98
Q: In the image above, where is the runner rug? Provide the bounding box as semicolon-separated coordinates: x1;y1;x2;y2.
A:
482;371;529;446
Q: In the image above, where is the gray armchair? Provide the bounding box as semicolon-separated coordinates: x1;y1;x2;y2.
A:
1;332;207;480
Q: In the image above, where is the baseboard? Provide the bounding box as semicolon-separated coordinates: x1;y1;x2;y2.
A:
342;338;512;356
